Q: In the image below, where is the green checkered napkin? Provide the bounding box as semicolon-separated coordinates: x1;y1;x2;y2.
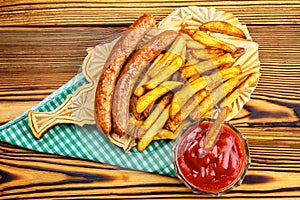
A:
0;73;176;176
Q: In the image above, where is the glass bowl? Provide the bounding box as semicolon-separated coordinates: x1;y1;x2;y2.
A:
172;118;250;196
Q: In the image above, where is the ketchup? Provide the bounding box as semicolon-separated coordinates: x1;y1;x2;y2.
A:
173;120;249;195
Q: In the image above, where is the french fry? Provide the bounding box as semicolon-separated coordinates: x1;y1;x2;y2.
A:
136;81;182;114
205;48;226;56
134;53;164;97
147;36;186;88
220;71;261;108
154;118;191;140
186;29;245;57
143;56;184;90
153;129;175;140
147;36;186;77
190;77;240;120
221;64;242;76
186;39;206;49
147;52;176;78
135;36;186;97
189;48;226;62
181;53;235;78
184;57;201;68
190;48;210;60
200;21;247;39
135;52;176;98
170;65;240;118
205;64;241;90
170;78;208;118
188;73;201;83
166;89;208;131
136;94;172;139
180;28;196;36
207;49;227;61
137;105;170;152
169;35;186;56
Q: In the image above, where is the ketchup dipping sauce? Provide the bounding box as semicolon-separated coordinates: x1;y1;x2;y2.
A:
173;118;250;196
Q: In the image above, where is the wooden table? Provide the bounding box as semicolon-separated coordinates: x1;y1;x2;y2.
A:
1;1;299;199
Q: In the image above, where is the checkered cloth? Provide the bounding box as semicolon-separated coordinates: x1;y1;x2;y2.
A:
0;73;176;176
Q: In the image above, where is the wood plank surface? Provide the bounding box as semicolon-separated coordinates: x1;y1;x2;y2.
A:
0;0;299;25
0;0;300;199
1;142;300;199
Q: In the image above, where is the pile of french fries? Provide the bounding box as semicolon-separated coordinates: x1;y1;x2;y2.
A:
131;21;260;151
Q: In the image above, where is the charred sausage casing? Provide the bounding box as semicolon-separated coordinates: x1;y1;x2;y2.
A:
95;14;156;134
112;30;178;136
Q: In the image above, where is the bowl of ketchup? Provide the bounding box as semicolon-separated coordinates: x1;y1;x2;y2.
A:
173;118;250;196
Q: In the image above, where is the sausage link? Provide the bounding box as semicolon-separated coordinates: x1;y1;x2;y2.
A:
112;30;178;136
95;14;156;134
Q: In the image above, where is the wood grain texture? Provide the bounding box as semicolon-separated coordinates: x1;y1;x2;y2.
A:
1;142;300;199
1;1;300;199
1;25;299;123
0;0;299;26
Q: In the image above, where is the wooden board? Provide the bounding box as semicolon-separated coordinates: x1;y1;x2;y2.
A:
0;0;300;199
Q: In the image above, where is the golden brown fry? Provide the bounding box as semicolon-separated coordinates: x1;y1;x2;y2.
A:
134;54;164;97
166;89;208;131
205;48;226;56
184;57;201;68
221;64;242;76
170;78;208;118
214;53;235;67
200;21;247;39
188;48;225;62
190;48;210;60
189;30;245;57
207;49;227;61
153;129;175;140
147;52;175;78
136;94;172;139
205;64;241;90
136;81;183;114
180;28;196;36
170;65;240;119
188;73;201;83
181;53;235;78
221;71;261;108
186;39;206;49
135;52;174;97
144;56;184;90
147;36;186;77
170;35;186;56
191;77;240;120
134;36;186;97
137;105;170;152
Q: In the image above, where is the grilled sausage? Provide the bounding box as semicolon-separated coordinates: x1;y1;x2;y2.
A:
112;30;178;136
95;14;156;134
